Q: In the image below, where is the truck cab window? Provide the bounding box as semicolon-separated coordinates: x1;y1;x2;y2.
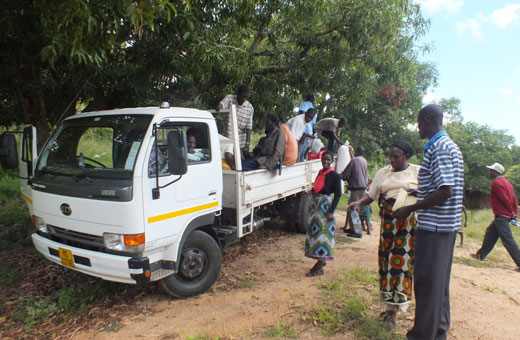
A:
148;123;211;177
77;127;114;168
35;114;152;180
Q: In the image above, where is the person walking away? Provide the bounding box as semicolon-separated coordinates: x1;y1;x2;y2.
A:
472;163;520;269
218;85;254;155
341;146;368;238
313;117;347;153
304;151;342;276
348;140;420;327
393;104;464;340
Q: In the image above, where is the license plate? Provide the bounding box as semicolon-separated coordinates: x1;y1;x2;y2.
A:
58;248;75;268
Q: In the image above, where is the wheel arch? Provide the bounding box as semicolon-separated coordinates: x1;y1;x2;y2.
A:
172;212;219;272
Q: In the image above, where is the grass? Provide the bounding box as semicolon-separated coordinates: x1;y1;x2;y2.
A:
102;318;122;332
0;264;19;289
0;176;30;226
237;273;261;289
265;321;297;338
10;277;127;330
306;267;404;339
452;256;497;268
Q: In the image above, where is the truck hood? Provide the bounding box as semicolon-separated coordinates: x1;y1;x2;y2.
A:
32;190;143;236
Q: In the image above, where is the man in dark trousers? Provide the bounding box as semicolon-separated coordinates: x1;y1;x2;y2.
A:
472;162;520;269
341;146;368;238
241;114;285;171
394;104;464;340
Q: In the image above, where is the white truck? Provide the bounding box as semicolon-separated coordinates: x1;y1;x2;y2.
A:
0;104;322;298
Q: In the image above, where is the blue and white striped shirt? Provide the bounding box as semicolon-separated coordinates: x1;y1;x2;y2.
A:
417;133;464;232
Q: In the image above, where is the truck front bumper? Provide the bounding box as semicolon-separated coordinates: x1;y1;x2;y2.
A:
32;233;150;285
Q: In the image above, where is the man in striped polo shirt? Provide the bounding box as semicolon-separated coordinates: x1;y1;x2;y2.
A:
394;104;464;340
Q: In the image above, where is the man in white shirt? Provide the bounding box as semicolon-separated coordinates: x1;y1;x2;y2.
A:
286;108;315;147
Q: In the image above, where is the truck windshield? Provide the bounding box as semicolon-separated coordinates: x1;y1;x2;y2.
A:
35;114;153;180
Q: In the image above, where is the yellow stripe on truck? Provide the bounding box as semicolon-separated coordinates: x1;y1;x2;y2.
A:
147;201;219;223
21;193;33;204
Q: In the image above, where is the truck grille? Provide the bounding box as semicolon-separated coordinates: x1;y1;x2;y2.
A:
40;225;107;253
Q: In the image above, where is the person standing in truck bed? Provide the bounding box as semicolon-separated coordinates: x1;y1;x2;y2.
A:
218;85;254;155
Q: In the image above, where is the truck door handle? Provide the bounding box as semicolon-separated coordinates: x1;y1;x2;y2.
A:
208;191;216;196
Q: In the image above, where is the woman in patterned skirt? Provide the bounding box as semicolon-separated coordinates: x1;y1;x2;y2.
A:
348;140;420;327
304;151;342;277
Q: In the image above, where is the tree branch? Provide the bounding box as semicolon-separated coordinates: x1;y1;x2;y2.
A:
252;46;310;75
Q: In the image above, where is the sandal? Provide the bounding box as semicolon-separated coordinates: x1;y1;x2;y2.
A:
306;267;324;277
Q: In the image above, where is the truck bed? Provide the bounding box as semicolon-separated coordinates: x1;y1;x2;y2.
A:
222;159;322;209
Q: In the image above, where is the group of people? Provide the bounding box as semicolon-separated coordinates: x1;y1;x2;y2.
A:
218;87;519;339
305;104;467;340
217;86;349;171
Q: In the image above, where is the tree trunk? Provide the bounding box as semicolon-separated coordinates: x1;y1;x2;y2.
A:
22;93;49;152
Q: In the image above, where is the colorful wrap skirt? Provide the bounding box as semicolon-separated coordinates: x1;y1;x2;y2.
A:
305;194;335;261
378;198;417;306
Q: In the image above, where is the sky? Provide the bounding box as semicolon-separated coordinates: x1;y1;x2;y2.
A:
416;0;520;145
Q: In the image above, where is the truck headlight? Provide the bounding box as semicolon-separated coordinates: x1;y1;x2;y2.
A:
103;232;145;253
32;215;48;233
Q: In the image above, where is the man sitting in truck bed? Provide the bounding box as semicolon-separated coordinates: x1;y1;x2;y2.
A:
240;114;285;171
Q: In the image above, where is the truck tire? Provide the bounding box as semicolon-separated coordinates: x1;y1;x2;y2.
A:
281;193;311;234
294;193;311;234
160;230;222;298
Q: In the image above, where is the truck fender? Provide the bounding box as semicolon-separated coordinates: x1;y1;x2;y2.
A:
162;213;219;272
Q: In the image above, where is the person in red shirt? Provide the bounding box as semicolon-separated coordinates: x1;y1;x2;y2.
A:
473;163;520;270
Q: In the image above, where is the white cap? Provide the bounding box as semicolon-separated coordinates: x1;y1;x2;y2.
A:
486;162;504;175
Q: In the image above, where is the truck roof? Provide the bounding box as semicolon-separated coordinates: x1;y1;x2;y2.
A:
68;105;214;121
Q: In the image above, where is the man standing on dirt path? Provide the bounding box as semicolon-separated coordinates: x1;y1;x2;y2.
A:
472;163;520;269
393;104;464;340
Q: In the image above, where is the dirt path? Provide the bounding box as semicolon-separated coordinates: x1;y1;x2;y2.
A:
73;212;520;340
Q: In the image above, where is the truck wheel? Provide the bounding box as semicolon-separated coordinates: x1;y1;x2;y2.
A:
293;193;311;234
160;230;222;298
281;193;310;234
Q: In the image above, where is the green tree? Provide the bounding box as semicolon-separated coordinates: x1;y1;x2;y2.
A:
0;0;178;147
1;0;435;155
504;165;520;198
446;121;515;194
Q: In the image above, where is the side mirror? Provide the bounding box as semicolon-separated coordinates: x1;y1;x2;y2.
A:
0;134;18;169
167;130;188;175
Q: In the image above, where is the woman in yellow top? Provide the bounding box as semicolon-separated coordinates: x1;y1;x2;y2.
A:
348;140;420;327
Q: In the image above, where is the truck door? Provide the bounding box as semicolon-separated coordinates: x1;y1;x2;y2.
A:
143;121;221;249
19;125;37;214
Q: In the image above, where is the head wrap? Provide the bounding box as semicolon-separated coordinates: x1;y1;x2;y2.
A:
299;101;314;112
391;140;414;157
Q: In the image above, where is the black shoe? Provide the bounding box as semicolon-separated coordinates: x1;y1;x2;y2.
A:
471;253;484;261
344;228;355;235
347;233;362;238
